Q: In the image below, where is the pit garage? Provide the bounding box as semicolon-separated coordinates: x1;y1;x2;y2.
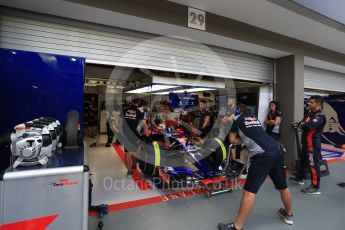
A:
1;6;345;230
83;63;271;207
0;15;277;229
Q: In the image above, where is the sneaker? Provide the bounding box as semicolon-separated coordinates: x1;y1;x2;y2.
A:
337;182;345;189
105;143;111;147
89;142;97;148
218;223;242;230
289;177;305;185
127;170;134;178
278;208;294;225
301;186;321;195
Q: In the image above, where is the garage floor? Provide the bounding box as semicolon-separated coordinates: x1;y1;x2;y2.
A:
88;136;345;230
86;135;164;206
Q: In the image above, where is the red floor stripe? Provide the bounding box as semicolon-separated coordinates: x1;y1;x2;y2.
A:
0;214;59;230
321;147;345;164
326;158;345;164
89;196;162;216
113;144;153;190
99;144;345;215
93;143;345;216
89;178;246;216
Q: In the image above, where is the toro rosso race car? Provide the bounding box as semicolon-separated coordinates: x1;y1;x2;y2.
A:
137;128;248;196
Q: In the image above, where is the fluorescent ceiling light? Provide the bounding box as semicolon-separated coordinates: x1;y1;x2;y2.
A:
153;76;225;88
126;84;179;94
238;81;262;85
154;87;217;95
304;91;329;97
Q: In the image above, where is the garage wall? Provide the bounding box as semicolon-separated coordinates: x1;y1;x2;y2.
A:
0;15;273;83
0;48;84;134
305;66;345;92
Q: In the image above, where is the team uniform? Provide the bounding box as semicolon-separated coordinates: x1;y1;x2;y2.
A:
296;110;326;189
119;105;143;153
230;111;287;194
86;100;97;127
265;110;282;141
198;108;215;138
106;115;116;145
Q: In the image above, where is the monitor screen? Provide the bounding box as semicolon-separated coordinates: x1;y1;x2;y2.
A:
169;92;199;110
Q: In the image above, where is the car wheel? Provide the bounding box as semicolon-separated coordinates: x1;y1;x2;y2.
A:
139;141;166;176
202;138;228;170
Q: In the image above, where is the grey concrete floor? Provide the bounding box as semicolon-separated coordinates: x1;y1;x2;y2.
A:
89;160;345;230
87;135;162;206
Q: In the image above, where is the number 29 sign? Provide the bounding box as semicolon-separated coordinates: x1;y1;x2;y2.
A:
188;7;206;31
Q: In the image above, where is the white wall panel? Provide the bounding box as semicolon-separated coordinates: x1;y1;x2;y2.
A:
305;66;345;92
0;15;273;82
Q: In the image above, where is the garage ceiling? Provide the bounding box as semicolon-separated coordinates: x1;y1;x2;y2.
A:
0;0;290;58
169;0;345;55
305;57;345;75
2;0;345;74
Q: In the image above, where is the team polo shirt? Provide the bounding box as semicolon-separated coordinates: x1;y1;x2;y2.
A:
230;112;278;157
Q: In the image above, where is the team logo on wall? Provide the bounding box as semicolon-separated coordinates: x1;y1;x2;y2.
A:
321;148;344;159
322;100;345;146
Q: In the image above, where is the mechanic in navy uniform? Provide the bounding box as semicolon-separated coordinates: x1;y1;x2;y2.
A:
197;99;215;142
119;99;143;177
264;101;282;141
218;104;293;230
105;108;120;147
290;95;326;195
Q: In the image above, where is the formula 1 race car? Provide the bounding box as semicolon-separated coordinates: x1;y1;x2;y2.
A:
138;129;249;196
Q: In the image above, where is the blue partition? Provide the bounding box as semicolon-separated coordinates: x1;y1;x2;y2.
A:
0;48;84;134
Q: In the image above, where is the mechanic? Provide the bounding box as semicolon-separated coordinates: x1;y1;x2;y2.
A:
86;96;98;138
290;95;326;195
119;98;144;177
218;97;238;169
105;107;120;147
176;110;192;136
136;100;150;134
218;103;293;230
197;98;215;143
264;101;282;141
152;101;171;130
